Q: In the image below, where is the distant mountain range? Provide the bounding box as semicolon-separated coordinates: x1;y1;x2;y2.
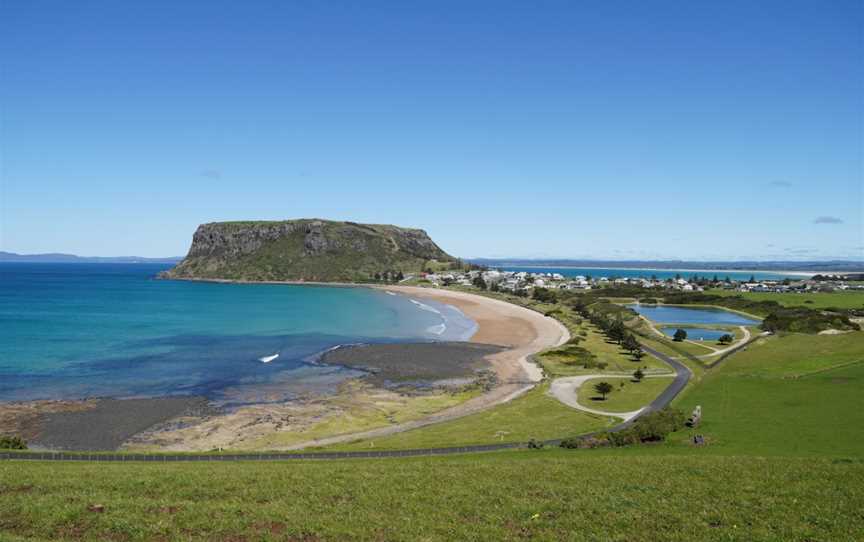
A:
469;259;864;273
3;251;862;273
0;251;183;264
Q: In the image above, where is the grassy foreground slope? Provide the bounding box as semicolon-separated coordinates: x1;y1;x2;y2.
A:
2;454;862;541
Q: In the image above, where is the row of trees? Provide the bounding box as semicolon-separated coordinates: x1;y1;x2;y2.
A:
579;309;645;362
372;270;405;282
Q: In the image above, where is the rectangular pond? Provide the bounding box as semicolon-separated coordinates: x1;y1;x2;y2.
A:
660;327;730;341
627;304;760;326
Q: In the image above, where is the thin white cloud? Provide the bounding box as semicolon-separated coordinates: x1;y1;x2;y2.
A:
813;216;843;224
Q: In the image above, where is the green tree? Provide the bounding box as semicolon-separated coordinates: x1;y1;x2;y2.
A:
593;381;613;400
532;287;557;303
472;275;487;290
608;320;627;344
718;333;734;344
633;368;645;382
673;328;687;342
622;334;640;353
633;346;645;361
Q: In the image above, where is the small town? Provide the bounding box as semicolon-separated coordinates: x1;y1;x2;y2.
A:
421;269;864;295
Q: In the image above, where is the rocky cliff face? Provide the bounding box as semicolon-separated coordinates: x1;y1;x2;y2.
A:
162;219;455;282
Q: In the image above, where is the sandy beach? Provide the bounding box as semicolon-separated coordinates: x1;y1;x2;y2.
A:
260;285;570;451
0;286;569;452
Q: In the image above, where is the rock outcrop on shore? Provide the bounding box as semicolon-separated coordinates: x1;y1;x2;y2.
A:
162;219;456;282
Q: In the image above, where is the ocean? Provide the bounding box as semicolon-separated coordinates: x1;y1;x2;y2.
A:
0;263;476;404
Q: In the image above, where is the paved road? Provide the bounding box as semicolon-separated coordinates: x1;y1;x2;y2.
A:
0;345;691;462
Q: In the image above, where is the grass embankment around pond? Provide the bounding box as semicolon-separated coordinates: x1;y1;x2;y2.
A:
578;376;675;413
1;453;862;541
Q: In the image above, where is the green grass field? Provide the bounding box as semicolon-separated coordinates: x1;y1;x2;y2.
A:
705;288;864;310
578;376;675;412
2;453;862;541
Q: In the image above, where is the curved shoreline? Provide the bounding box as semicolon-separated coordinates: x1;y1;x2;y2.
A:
3;282;567;452
273;286;570;450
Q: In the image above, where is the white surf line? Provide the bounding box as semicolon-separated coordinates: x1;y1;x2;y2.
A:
547;374;674;422
258;354;279;363
408;298;442;315
426;323;446;335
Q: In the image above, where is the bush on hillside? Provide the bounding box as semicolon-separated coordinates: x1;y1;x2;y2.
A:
532;287;558;303
0;435;28;450
762;307;859;333
560;435;609;449
608;408;686;446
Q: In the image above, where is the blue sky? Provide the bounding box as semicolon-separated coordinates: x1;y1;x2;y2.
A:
1;1;862;260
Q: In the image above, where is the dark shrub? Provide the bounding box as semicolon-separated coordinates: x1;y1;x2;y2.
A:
560;436;609;449
608;408;686;447
0;435;27;450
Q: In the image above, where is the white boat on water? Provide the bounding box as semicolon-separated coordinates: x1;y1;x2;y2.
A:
258;353;279;363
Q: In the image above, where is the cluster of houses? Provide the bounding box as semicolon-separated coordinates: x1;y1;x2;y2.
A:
422;269;704;293
420;269;863;294
736;277;864;293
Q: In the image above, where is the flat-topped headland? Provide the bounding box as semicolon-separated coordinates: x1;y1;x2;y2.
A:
161;219;457;283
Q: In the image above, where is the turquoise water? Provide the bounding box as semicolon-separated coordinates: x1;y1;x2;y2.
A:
660;327;729;341
627;304;760;326
499;266;805;281
0;264;476;403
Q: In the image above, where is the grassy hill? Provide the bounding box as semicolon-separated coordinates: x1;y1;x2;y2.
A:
1;454;861;541
163;219;458;282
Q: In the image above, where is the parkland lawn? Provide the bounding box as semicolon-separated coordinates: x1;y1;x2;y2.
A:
578;376;674;412
2;454;862;541
330;383;613;451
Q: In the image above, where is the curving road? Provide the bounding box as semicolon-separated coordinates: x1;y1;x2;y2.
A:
548;374;675;422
